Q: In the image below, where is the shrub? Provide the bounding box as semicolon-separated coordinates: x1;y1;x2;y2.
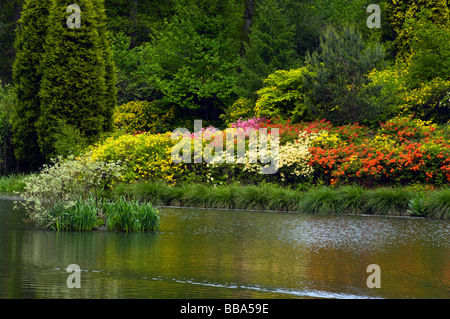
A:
89;132;182;184
254;67;314;121
113;100;175;134
17;155;125;225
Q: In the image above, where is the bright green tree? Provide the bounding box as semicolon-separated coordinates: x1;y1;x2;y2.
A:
304;25;386;125
254;67;315;121
37;0;108;160
138;2;242;124
11;0;50;171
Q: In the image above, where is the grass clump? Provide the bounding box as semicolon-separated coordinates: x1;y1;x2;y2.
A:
0;173;28;193
365;187;416;216
104;196;160;232
424;188;450;219
298;186;343;214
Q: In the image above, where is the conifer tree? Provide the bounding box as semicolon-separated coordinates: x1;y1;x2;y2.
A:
237;0;299;100
11;0;50;171
93;0;118;132
304;25;385;125
37;0;108;160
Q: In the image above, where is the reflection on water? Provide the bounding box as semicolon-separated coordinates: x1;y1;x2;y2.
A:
0;197;449;299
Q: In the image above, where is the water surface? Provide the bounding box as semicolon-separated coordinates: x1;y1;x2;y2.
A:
0;197;449;299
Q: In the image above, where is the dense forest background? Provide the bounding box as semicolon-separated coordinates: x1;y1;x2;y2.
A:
1;0;450;175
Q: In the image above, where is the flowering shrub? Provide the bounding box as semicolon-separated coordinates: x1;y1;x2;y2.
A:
309;115;450;187
89;132;183;185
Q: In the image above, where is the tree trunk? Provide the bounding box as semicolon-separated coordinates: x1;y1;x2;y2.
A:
239;0;255;57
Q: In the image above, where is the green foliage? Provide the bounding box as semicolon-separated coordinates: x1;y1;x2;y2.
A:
404;9;450;88
11;0;50;171
138;2;241;119
104;196;160;232
53;119;90;158
237;0;300;98
0;81;15;171
304;25;386;125
388;0;450;59
113;100;175;134
94;0;118;132
254;67;314;121
220;98;256;127
37;0;113;161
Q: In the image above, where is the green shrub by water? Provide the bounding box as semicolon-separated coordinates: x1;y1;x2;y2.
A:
424;188;450;219
27;195;160;232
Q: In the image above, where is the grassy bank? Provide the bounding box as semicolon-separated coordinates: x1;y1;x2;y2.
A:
2;173;450;220
111;181;450;219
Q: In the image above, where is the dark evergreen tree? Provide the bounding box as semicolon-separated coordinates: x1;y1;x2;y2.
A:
237;0;299;99
37;0;107;160
304;25;386;125
11;0;50;171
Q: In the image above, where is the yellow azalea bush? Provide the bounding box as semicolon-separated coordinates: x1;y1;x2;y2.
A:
89;132;183;185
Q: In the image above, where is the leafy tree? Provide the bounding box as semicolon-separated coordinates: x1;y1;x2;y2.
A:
11;0;50;171
254;67;315;121
37;0;109;160
404;9;450;87
304;25;386;125
138;2;242;124
388;0;450;59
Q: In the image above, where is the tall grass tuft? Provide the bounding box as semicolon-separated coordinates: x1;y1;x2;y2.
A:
336;185;368;214
0;173;28;193
365;187;415;216
298;186;343;214
104;196;160;232
50;197;99;231
424;188;450;219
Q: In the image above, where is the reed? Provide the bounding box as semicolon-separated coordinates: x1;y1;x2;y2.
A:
298;186;343;214
104;196;160;232
50;196;99;231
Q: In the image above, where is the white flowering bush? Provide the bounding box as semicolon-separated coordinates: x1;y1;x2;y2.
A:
16;154;125;228
277;131;320;180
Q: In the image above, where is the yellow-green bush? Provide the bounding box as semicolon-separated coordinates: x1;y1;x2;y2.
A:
89;132;183;185
113;100;175;134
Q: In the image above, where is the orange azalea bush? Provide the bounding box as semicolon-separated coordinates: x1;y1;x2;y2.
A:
308;115;450;187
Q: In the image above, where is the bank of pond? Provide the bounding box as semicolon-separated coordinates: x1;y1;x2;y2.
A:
2;177;450;232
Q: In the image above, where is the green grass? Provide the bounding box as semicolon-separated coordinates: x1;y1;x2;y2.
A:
104;196;160;232
424;188;450;219
0;173;27;193
364;187;416;216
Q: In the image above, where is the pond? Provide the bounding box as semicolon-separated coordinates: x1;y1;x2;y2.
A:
0;196;449;299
